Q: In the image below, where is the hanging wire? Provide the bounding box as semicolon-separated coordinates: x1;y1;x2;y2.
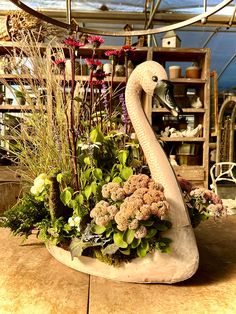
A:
146;0;162;29
218;52;236;80
202;27;221;47
227;4;236;28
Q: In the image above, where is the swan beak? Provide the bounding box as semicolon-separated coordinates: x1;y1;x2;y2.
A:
153;80;182;117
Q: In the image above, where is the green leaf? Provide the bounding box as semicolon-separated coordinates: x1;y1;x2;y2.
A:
141;220;154;226
84;169;92;180
69;199;77;209
56;173;63;183
56;171;71;183
90;126;104;143
84;185;92;200
90;181;97;194
155;222;170;231
106;228;113;238
123;229;135;245
161;246;171;253
160;237;172;245
155;237;172;253
120;248;131;255
113;232;128;248
137;239;149;258
93;168;103;180
92;224;106;234
112;176;123;183
118;150;129;166
121;167;133;180
75;193;84;205
105;176;111;183
145;228;157;239
60;188;73;206
102;244;119;255
84;157;91;165
131;238;141;249
69;238;100;259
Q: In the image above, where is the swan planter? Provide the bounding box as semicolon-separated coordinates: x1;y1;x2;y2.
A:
47;61;199;284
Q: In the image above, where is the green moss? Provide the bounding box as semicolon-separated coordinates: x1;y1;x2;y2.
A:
48;173;72;220
93;248;134;267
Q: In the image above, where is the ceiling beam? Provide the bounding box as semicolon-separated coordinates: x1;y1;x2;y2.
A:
0;9;235;29
13;10;235;27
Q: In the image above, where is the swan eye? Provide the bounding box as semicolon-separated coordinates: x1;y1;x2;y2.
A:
152;76;158;82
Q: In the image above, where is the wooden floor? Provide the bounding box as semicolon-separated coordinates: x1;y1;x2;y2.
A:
1;216;236;314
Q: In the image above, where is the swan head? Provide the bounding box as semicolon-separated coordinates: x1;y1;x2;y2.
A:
137;61;182;117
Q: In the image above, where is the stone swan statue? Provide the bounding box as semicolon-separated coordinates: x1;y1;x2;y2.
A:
47;61;199;283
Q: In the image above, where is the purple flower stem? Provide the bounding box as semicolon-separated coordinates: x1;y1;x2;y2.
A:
89;69;94;132
69;47;79;191
98;86;103;130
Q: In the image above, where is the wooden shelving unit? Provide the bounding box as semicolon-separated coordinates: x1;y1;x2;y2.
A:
0;43;211;211
145;47;211;187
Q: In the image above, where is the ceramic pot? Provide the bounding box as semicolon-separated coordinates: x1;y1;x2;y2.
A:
103;63;113;75
46;223;199;284
169;65;181;79
186;66;201;79
115;64;125;77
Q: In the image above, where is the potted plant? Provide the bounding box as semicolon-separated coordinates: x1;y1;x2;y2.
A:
0;34;227;284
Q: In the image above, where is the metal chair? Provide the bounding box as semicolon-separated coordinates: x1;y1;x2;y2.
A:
210;162;236;195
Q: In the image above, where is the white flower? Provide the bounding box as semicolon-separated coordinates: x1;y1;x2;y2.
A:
77;142;101;150
68;217;75;227
74;216;81;226
68;216;81;231
30;173;49;195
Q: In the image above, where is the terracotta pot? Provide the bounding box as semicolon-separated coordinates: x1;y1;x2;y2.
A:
186;66;201;79
169;65;181;79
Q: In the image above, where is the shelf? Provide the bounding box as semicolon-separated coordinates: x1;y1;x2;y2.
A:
0;44;211;189
0;105;33;112
170;78;206;84
75;75;126;83
173;165;205;170
152;108;206;113
173;165;205;181
159;137;205;142
152;47;209;60
0;73;127;84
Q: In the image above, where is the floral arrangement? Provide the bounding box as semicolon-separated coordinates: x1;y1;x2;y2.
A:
178;176;227;227
0;33;227;266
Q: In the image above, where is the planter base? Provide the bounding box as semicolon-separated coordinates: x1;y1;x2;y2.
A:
47;225;199;284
